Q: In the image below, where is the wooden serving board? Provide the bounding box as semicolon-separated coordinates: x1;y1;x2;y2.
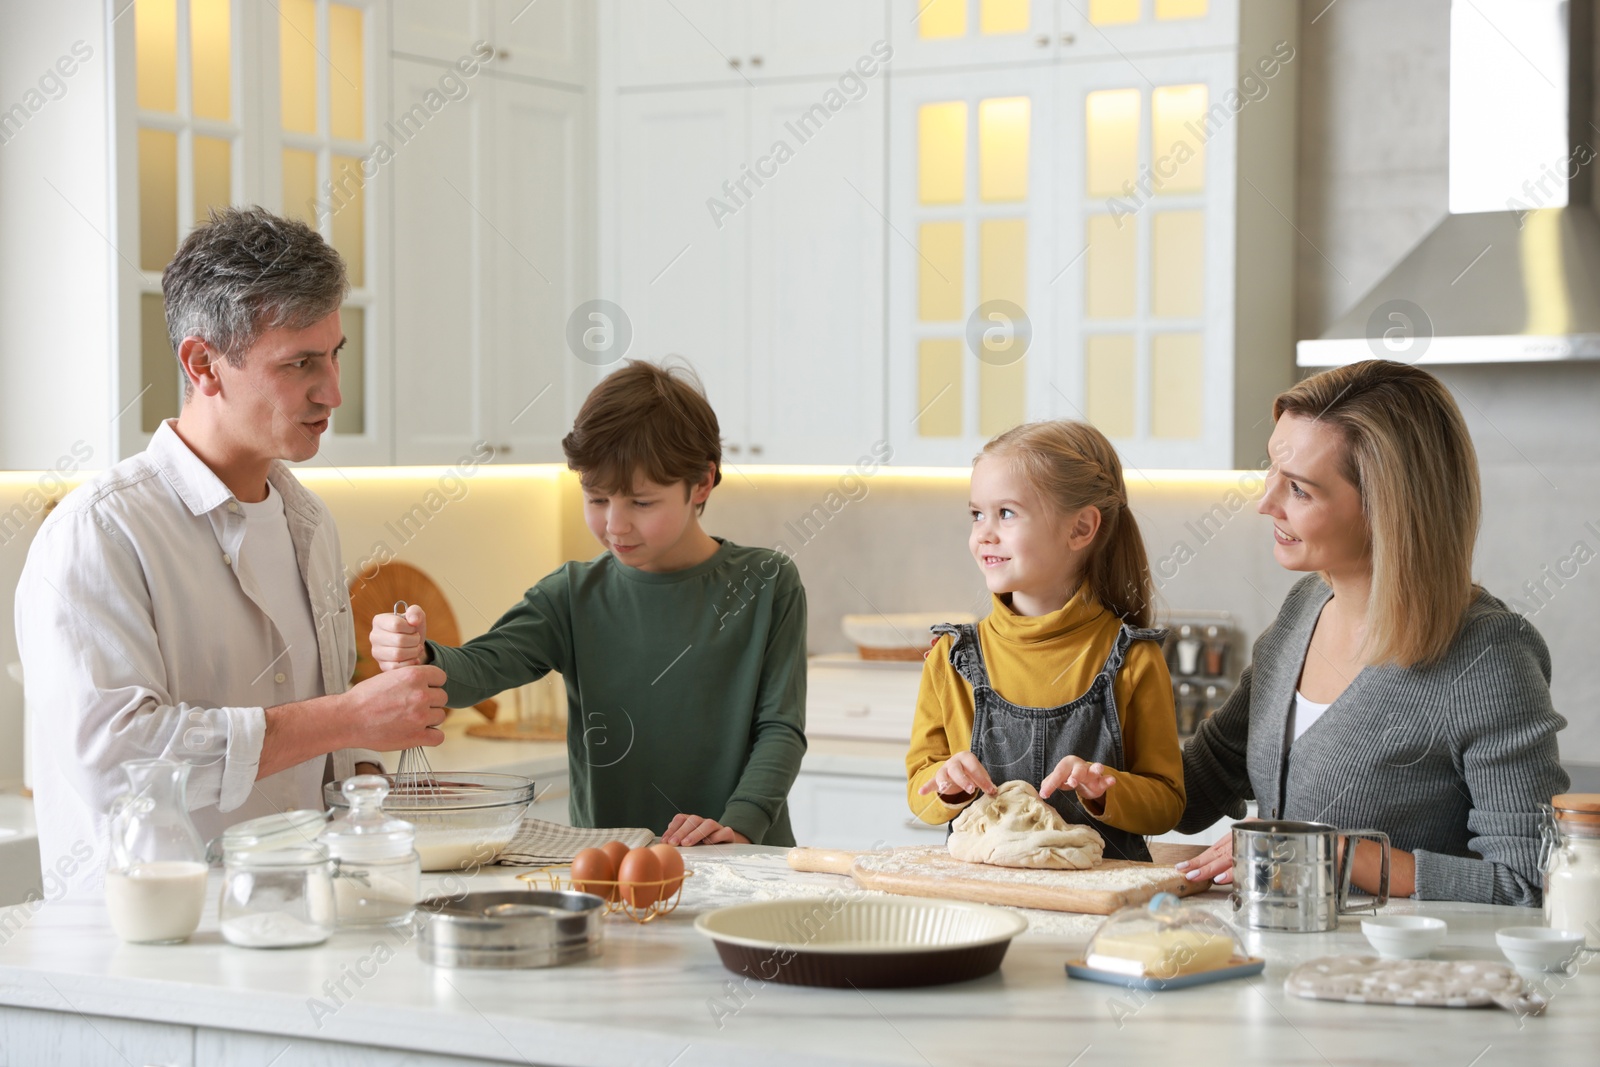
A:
787;845;1210;916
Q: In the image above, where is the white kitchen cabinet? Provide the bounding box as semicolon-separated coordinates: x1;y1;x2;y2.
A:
391;58;590;464
889;0;1062;70
887;2;1298;468
610;80;887;462
614;87;751;445
486;0;593;86
886;64;1059;467
392;0;591;88
0;1006;193;1066
889;0;1237;71
614;1;888;89
195;1029;524;1066
787;771;950;849
745;81;888;463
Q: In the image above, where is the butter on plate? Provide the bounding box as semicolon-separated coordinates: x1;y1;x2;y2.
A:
1085;928;1236;978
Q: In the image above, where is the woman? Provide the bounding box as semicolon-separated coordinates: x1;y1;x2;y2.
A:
1176;360;1568;906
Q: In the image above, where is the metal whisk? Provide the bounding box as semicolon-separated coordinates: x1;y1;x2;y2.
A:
392;601;442;797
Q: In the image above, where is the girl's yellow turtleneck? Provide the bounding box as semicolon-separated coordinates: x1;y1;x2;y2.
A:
906;587;1185;835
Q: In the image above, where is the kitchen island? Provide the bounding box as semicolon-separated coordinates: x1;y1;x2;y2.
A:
0;846;1594;1066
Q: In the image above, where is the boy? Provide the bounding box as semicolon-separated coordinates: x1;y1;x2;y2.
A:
371;361;807;846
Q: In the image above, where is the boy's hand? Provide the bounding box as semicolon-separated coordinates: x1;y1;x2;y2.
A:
371;605;428;670
662;814;750;846
1040;756;1117;801
915;751;996;799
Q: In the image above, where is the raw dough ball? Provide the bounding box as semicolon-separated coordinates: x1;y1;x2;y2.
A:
948;780;1105;869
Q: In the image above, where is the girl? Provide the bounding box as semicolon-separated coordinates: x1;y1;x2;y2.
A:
906;421;1184;861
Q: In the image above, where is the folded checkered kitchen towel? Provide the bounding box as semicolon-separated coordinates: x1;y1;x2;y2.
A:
495;817;655;866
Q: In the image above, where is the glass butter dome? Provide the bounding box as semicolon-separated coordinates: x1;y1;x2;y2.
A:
1084;893;1246;979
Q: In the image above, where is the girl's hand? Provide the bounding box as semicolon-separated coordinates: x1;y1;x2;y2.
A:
1174;832;1234;884
662;813;750;846
1040;756;1117;801
915;751;997;798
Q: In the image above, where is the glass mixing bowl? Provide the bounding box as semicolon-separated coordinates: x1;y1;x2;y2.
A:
325;772;536;872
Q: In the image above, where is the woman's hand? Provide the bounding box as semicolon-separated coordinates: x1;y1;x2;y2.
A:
662;813;750;846
1175;832;1235;884
915;751;996;798
1040;756;1117;801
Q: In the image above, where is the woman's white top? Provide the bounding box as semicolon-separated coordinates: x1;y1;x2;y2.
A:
1291;690;1333;741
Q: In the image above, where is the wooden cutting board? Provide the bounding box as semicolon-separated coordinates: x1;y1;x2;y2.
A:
787;845;1210;915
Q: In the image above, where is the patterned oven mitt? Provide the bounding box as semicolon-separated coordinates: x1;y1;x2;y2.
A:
1285;955;1546;1016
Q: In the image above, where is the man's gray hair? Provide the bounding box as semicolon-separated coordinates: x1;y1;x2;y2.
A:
161;206;348;390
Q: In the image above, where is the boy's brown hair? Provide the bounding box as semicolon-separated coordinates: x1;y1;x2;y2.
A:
561;360;723;513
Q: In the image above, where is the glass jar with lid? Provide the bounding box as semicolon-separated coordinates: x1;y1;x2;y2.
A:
218;809;336;948
321;775;421;928
1543;792;1600;948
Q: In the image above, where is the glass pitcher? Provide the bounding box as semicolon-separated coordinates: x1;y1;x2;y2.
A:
105;758;210;944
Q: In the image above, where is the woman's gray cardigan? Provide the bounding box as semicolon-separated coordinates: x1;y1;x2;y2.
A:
1180;575;1570;906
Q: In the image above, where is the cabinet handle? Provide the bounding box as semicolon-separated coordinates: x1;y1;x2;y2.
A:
727;443;742;454
749;443;763;455
497;49;511;60
728;56;741;68
1035;33;1050;47
750;55;763;67
1060;32;1076;45
843;705;869;717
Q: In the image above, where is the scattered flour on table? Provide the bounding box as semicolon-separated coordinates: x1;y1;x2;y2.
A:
854;846;1186;891
676;852;1231;943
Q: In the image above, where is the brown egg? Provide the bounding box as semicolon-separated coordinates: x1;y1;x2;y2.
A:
648;844;685;896
617;847;663;908
600;840;631;871
570;847;615;899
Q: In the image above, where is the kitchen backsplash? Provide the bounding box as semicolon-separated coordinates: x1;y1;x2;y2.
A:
4;450;1597;789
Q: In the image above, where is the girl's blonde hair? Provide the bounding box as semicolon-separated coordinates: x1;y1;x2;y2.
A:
1272;360;1480;667
980;421;1153;627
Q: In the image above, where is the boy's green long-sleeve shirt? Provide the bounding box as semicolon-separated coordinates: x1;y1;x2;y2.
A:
426;539;807;846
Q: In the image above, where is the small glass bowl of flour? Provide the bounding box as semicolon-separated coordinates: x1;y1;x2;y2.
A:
218;810;337;949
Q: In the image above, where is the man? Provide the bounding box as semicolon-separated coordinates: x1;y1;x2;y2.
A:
16;207;447;890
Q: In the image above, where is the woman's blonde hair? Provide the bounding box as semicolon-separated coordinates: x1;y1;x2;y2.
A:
1273;360;1480;667
980;421;1153;627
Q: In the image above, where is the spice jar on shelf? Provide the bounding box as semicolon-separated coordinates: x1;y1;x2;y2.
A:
218;810;336;949
321;775;421;929
1202;624;1229;678
1172;624;1202;677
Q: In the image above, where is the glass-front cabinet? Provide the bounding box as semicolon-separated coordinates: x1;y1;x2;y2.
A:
111;0;389;466
888;0;1297;468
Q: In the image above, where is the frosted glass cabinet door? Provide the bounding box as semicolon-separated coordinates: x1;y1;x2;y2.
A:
1059;0;1238;57
889;0;1061;70
886;65;1057;466
1051;52;1237;469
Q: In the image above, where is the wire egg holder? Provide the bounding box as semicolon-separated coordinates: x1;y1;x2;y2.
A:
515;866;695;924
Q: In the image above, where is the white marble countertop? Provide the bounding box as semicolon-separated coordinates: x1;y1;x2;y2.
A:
1;846;1595;1066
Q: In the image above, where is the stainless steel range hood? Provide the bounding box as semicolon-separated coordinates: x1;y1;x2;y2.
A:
1298;0;1600;366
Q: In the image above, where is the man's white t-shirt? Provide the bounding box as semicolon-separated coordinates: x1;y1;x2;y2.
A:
232;484;328;820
